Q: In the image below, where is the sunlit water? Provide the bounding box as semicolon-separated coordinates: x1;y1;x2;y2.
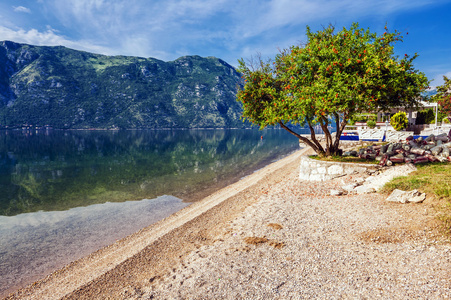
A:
0;128;303;296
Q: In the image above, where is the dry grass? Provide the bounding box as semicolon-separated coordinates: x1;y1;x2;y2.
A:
358;221;443;244
309;155;379;164
244;237;268;245
267;223;283;230
268;241;285;249
244;237;285;249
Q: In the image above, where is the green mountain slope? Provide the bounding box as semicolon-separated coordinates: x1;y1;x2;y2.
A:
0;41;246;129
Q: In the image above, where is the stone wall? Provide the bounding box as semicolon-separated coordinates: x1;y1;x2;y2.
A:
299;155;380;181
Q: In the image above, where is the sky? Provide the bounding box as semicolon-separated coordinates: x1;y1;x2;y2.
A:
0;0;450;87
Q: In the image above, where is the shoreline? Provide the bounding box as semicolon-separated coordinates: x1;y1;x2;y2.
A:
5;147;313;299
0;129;300;297
6;145;451;299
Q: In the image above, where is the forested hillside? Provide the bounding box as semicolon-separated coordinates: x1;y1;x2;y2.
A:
0;41;245;129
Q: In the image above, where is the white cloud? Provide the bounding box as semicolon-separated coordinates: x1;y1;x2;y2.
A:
230;0;440;40
13;6;31;13
0;25;114;56
0;26;61;45
430;72;451;88
1;0;448;65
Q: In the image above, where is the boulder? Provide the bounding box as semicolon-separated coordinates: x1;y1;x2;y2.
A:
385;189;426;204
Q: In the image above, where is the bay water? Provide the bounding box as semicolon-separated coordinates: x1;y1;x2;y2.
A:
0;128;301;296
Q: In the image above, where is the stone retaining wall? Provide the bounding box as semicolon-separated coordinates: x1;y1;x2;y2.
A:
299;155;380;181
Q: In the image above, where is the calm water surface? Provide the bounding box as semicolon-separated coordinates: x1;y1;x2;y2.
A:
0;129;300;296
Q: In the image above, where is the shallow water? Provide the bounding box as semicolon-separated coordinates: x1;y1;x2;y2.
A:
0;129;301;296
0;195;187;296
0;129;301;216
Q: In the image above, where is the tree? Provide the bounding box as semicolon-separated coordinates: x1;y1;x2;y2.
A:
415;108;435;125
432;76;451;120
390;111;408;131
237;23;429;156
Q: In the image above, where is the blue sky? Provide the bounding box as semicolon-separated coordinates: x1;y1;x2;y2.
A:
1;0;450;87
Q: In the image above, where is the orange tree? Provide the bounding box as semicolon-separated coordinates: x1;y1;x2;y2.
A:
237;23;429;156
432;76;451;120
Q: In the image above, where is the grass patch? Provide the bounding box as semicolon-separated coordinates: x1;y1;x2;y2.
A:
380;163;451;197
380;162;451;236
308;155;379;164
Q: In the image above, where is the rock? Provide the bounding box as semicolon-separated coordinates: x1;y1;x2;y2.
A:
386;189;426;204
409;192;427;203
342;183;358;192
357;163;417;193
431;145;442;156
343;150;357;156
410;148;425;156
364;175;376;183
354;185;376;194
437;156;448;163
354;177;366;185
435;133;448;142
329;189;343;196
425;134;435;142
441;146;450;157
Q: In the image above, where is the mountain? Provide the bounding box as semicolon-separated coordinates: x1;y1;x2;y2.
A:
0;41;246;129
422;88;437;98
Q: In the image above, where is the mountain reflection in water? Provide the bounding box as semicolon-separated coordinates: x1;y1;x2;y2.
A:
0;129;299;216
0;129;301;297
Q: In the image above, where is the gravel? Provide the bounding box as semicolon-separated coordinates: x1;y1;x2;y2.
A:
145;157;451;299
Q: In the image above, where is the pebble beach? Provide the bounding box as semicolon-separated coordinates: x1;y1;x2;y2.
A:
5;147;451;299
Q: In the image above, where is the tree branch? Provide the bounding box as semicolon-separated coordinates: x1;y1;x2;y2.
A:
278;121;321;153
307;122;325;154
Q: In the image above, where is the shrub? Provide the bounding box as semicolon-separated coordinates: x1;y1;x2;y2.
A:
367;120;376;128
350;114;377;125
390;111;408;131
415;108;435;125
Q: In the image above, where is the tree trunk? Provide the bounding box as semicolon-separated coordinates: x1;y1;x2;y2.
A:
278;121;327;156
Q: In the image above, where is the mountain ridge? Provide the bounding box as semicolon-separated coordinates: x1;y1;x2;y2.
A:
0;41;246;129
